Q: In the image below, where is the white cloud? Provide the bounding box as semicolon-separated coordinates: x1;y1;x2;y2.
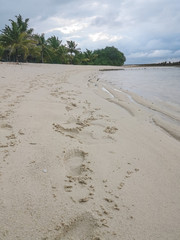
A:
89;32;109;42
47;24;85;34
127;52;148;58
148;50;172;58
89;32;123;42
33;15;98;35
128;50;173;59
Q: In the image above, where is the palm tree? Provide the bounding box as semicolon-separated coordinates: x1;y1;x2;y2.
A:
56;45;68;64
27;44;42;63
83;49;98;64
15;14;33;35
34;33;54;63
47;36;71;63
47;36;62;49
66;40;80;55
34;33;46;63
0;15;34;62
66;40;80;63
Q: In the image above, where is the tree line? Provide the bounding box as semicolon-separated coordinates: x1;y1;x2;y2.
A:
0;15;126;66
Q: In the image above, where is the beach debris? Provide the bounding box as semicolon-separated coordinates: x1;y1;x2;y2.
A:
43;169;47;173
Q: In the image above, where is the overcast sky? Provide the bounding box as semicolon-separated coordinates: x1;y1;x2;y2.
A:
0;0;180;64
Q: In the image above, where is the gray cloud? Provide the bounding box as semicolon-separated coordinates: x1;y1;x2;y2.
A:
0;0;180;64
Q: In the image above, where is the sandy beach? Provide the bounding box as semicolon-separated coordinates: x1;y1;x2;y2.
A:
0;62;180;240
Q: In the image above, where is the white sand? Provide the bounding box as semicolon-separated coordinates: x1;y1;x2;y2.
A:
0;62;180;240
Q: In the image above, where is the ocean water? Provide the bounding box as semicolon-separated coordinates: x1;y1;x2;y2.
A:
101;67;180;107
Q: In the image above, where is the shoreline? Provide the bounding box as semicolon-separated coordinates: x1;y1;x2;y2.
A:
97;67;180;141
0;63;180;239
100;84;180;141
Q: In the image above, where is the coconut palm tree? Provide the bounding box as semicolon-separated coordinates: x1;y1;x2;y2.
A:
34;33;54;63
15;14;33;35
46;36;69;63
47;36;62;49
34;33;46;63
66;40;80;55
0;15;34;62
66;40;80;63
83;49;98;64
56;45;68;64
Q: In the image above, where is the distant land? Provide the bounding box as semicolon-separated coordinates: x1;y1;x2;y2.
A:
126;61;180;67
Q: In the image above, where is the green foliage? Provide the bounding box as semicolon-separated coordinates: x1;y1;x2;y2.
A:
33;33;49;63
94;47;126;66
0;14;35;61
0;15;126;65
66;40;81;64
47;36;62;49
66;40;80;55
15;14;33;35
82;49;98;65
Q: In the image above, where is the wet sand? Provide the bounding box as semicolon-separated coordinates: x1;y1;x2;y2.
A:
0;63;180;239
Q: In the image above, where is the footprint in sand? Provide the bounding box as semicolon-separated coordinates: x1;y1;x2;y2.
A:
53;114;92;135
53;123;81;137
63;149;88;177
52;119;95;144
53;120;115;145
56;213;100;240
0;123;14;148
0;114;7;120
104;126;118;134
0;123;12;129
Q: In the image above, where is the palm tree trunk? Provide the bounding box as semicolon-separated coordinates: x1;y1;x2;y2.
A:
15;48;18;62
41;48;44;63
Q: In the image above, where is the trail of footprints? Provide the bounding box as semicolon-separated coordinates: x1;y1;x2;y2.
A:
0;74;140;239
50;83;141;238
0;74;47;163
50;80;140;239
